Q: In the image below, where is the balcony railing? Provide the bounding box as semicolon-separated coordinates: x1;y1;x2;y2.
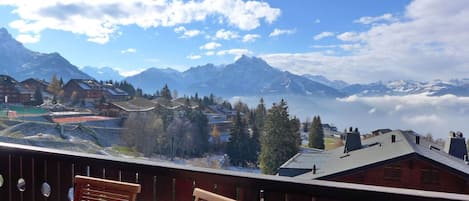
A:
0;141;468;201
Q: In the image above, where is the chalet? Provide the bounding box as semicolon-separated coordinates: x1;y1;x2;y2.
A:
0;75;32;103
279;130;469;194
102;84;129;102
101;97;155;117
20;78;49;91
63;79;103;102
20;78;53;101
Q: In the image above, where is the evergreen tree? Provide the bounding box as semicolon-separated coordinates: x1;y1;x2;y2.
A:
33;88;44;106
308;116;325;149
59;77;64;87
255;98;267;130
290;116;302;146
160;84;172;100
259;100;299;174
47;74;62;95
227;111;251;167
248;123;261;164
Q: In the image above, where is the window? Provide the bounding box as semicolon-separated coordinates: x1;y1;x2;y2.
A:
421;168;440;185
384;164;401;181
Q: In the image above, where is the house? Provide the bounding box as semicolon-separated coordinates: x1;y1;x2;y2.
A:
102;84;129;102
63;79;104;102
20;78;53;101
21;78;49;91
279;130;469;194
101;97;155;117
0;75;32;103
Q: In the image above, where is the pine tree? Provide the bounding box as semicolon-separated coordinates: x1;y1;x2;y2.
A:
249;123;261;163
291;116;302;146
47;74;62;95
33;88;43;106
227;111;251;167
308;116;325;149
255;98;267;130
259;100;299;174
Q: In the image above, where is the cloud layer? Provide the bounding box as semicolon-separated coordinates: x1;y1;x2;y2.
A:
2;0;280;44
262;0;469;83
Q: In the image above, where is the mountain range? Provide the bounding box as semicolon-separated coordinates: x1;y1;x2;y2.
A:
1;27;469;98
0;28;91;81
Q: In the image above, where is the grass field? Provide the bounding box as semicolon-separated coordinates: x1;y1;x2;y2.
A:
0;105;48;116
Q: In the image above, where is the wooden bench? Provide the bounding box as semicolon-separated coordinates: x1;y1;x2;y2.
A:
74;175;141;201
193;188;236;201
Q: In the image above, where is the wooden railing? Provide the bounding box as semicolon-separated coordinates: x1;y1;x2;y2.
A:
0;141;469;201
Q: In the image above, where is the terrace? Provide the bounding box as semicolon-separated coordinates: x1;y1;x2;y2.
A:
0;141;468;201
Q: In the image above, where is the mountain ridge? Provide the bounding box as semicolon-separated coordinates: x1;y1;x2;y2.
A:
0;27;91;81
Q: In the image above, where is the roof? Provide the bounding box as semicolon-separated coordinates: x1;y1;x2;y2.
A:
67;79;101;90
20;78;49;87
103;85;128;96
281;130;469;179
111;97;155;112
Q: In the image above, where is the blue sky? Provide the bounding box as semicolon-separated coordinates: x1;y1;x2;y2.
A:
1;0;468;83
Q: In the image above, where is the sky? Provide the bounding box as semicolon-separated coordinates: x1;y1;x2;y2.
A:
0;0;468;83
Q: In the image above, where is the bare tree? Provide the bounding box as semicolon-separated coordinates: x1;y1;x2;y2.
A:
123;112;164;156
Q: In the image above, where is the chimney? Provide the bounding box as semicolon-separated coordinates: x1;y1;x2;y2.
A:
344;127;362;153
391;135;396;143
416;135;420;145
444;131;468;160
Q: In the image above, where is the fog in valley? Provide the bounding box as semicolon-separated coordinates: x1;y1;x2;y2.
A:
232;94;469;140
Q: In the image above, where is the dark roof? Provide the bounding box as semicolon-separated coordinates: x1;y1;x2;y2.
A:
279;130;469;179
66;79;101;90
0;74;17;85
111;97;155;112
103;85;129;96
21;78;49;87
0;75;32;95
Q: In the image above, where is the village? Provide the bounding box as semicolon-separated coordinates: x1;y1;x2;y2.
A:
2;73;469;196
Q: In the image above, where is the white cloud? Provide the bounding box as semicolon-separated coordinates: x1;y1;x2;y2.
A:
269;28;296;37
314;19;321;24
402;114;442;125
368;108;376;114
16;34;40;43
242;34;261;42
200;42;221;50
174;26;201;38
205;51;215;56
336;32;361;42
354;13;396;25
187;54;202;60
340;44;361;51
120;48;137;54
217;48;252;59
313;31;334;40
214;29;239;40
262;0;469;83
2;0;280;44
117;68;146;77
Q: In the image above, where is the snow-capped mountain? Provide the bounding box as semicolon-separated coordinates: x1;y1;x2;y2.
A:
81;66;124;81
302;74;349;89
126;55;345;97
341;79;460;96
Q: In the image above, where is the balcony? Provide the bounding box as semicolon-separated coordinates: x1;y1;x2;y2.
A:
0;141;468;201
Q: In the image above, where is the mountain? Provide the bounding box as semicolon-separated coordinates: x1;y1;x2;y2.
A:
341;79;458;96
126;67;184;93
302;74;348;89
81;66;124;81
126;55;345;97
0;27;91;81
